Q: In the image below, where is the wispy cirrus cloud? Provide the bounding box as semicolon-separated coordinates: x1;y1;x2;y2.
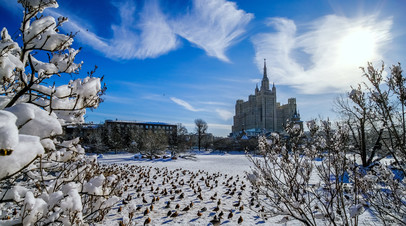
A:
2;0;252;61
170;97;234;121
252;15;392;94
170;97;201;112
199;101;230;106
172;0;253;62
105;0;179;59
51;0;251;61
215;109;233;120
68;0;177;60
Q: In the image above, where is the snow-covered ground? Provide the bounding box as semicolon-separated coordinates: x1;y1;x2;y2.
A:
99;152;253;175
97;152;289;225
96;152;377;226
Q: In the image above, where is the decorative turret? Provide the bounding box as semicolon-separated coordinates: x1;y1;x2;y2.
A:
293;108;299;120
255;84;259;94
290;107;303;131
261;59;270;91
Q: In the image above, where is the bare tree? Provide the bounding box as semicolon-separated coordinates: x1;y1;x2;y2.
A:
202;133;213;151
139;130;168;159
248;62;406;225
195;119;208;151
106;123;124;153
247;121;361;226
335;93;381;167
349;62;406;224
169;123;188;156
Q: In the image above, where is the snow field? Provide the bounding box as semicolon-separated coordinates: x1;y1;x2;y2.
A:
98;153;287;225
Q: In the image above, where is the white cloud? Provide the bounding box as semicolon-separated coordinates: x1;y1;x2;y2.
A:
199;101;230;106
208;123;232;129
250;79;261;84
170;97;201;112
105;0;179;59
172;0;253;62
48;0;251;61
252;15;392;94
215;109;233;120
135;1;179;59
74;0;178;60
39;0;177;60
51;11;110;50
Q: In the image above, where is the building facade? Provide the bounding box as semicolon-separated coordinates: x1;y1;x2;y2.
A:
64;120;177;152
232;60;302;136
104;120;177;137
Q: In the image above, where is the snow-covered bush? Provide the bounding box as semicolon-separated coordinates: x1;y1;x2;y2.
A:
0;0;119;225
248;62;406;225
1;1;105;122
335;62;406;224
247;120;363;226
0;109;44;179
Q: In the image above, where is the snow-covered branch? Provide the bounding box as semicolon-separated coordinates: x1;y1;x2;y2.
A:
0;1;111;224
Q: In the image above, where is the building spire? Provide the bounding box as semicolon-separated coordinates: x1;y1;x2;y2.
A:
261;58;270;91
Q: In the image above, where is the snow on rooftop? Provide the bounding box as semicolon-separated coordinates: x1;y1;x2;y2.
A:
105;120;175;126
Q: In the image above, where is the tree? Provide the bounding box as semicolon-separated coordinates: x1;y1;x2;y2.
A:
127;128;142;153
237;136;258;152
335;93;381;167
87;125;108;153
0;0;104;177
248;121;361;226
139;130;168;159
248;62;406;225
0;1;124;225
169;123;189;156
106;123;124;153
335;62;406;168
0;2;105;123
212;137;234;151
194;118;208;151
202;133;213;151
346;62;406;224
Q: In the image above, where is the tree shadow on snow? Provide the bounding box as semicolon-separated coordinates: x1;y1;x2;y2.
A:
190;218;199;222
132;158;174;163
253;215;266;224
162;219;173;224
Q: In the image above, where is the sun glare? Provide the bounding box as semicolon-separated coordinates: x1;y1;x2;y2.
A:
338;28;376;65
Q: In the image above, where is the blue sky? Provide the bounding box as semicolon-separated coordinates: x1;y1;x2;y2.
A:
1;0;405;137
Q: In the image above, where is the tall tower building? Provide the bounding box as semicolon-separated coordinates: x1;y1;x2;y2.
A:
261;59;269;91
232;59;301;136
